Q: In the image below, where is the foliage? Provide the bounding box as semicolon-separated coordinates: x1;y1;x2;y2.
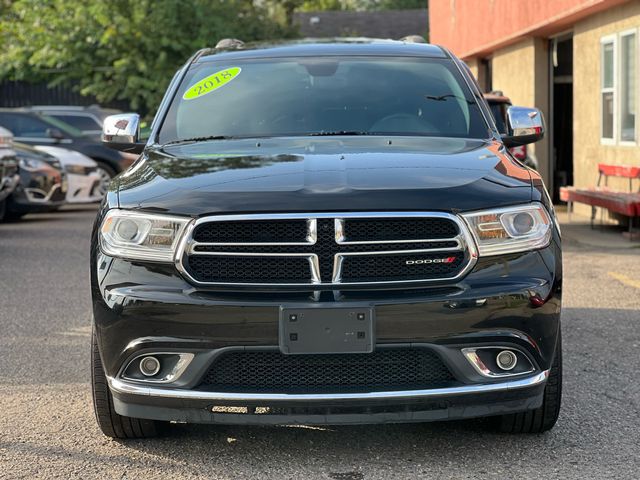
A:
299;0;426;10
261;0;426;20
0;0;294;115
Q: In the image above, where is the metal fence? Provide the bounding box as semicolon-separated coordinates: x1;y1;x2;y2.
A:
0;80;130;110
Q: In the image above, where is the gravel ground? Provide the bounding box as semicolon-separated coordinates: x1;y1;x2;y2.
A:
1;205;639;479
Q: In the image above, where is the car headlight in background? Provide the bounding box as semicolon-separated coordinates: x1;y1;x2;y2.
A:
461;203;552;256
18;158;51;172
65;164;97;175
99;210;191;262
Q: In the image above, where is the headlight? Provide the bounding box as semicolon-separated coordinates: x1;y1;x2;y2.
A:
461;203;552;256
19;158;50;172
65;164;87;175
99;210;191;262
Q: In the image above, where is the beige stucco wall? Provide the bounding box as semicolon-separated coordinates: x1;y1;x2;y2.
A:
465;57;489;91
490;39;552;188
492;39;536;106
573;2;640;212
466;58;480;81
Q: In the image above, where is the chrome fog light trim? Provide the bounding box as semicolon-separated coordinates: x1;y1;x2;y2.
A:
462;347;534;378
121;352;195;384
139;356;161;377
496;350;518;371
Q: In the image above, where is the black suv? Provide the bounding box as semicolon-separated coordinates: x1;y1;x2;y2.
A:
91;39;562;439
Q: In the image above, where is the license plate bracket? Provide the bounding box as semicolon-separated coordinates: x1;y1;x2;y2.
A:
279;306;374;354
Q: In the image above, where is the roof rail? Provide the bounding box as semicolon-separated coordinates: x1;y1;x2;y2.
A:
399;35;427;44
215;38;245;50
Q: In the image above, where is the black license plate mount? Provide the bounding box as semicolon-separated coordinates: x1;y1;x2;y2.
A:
279;306;374;354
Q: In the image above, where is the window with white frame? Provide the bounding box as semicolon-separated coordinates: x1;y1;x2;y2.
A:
601;36;615;141
601;31;638;144
620;31;636;143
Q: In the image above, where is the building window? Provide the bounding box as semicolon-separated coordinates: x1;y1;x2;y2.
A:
601;31;638;145
620;31;636;143
601;37;615;141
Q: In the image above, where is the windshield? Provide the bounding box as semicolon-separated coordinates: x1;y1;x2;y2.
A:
158;56;490;144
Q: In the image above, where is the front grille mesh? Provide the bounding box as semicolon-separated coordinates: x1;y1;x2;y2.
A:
182;214;469;285
193;219;308;244
199;348;455;393
342;218;459;242
187;255;310;283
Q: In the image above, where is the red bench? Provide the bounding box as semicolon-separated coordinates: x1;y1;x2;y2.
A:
559;163;640;234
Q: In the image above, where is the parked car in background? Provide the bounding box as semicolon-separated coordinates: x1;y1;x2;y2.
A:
484;92;539;170
0;127;19;221
5;142;67;219
0;109;139;193
26;105;122;140
35;146;103;203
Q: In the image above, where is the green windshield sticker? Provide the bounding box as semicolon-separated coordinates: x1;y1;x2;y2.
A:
183;67;241;100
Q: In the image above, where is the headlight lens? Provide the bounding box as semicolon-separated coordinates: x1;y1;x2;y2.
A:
19;158;50;172
65;164;87;175
99;210;191;262
461;204;552;256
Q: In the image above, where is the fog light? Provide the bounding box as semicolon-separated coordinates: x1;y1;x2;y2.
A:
139;356;161;376
496;350;517;371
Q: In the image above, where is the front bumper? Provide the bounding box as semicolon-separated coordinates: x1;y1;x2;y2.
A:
109;371;548;425
9;171;67;212
0;173;19;202
65;172;102;203
92;235;562;425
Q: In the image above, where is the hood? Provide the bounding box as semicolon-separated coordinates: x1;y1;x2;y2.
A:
114;136;533;216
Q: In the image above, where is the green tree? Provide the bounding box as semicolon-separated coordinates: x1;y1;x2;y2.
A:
0;0;293;115
378;0;426;9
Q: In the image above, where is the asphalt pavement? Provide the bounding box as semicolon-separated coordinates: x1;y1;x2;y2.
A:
1;205;639;479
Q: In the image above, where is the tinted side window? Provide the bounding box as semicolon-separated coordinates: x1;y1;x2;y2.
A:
489;102;508;134
50;114;100;131
0;114;51;137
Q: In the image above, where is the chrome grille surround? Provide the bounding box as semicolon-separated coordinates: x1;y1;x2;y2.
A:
175;212;478;287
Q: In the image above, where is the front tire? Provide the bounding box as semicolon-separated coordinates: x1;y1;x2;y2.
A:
94;162;116;198
91;328;162;439
494;331;562;433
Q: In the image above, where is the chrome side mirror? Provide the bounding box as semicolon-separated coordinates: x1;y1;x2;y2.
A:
502;106;545;148
102;113;144;153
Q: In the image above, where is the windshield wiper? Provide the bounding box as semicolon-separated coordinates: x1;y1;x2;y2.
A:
424;94;475;105
162;135;235;146
309;130;373;136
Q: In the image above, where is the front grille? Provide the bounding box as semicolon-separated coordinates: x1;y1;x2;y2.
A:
198;348;456;393
180;213;472;286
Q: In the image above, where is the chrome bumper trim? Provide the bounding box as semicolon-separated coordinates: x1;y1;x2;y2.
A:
108;370;548;402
